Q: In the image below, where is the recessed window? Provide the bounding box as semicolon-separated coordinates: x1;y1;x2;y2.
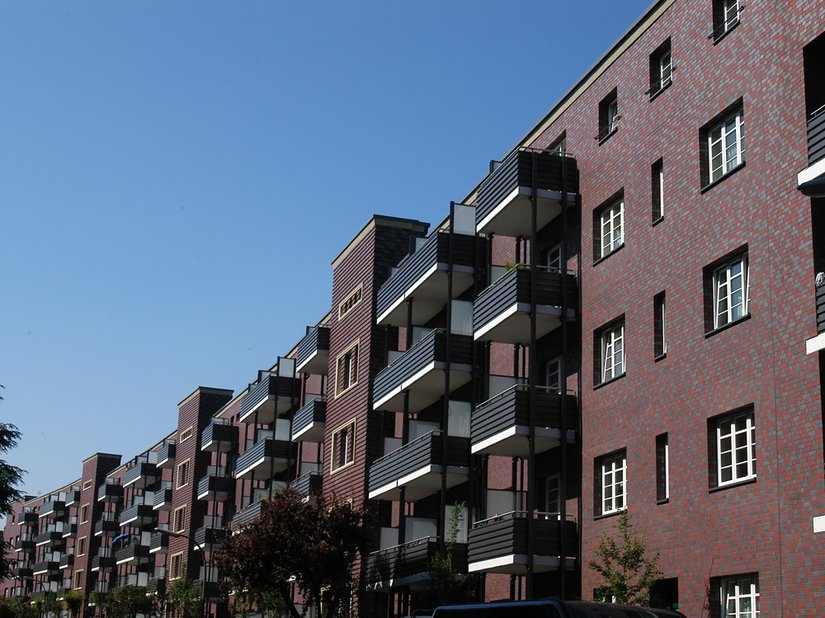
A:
595;450;627;516
173;506;187;533
82;480;93;491
597;89;619;142
656;433;669;503
594;196;624;261
80;504;90;524
176;459;190;489
74;570;83;589
546;357;562;391
545;474;560;515
338;285;363;321
595;318;625;385
547;244;562;272
649;39;672;98
330;420;356;473
651;159;664;222
709;408;756;489
711;0;742;41
713;574;759;617
77;536;87;557
169;552;184;580
179;426;193;443
702;104;745;186
704;249;749;332
548;132;567;156
654;291;667;358
335;342;359;397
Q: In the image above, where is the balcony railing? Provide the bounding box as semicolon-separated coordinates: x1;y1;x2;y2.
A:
290;471;323;499
59;553;74;569
194;526;227;549
197;472;234;501
368;430;470;501
157;441;176;469
38;499;67;519
467;511;577;574
149;531;168;554
235;436;294;481
476;148;579;237
376;231;476;327
473;267;577;344
808;106;825;165
97;482;123;503
20;511;38;526
115;542;151;565
373;329;473;412
13;534;35;551
364;537;467;591
32;560;59;576
153;483;174;511
123;461;159;489
201;420;238;453
817;280;825;334
239;370;300;424
65;489;80;507
296;326;331;375
94;513;120;537
90;552;115;571
471;385;578;457
35;529;64;546
231;500;264;529
147;577;166;596
290;397;326;442
119;503;156;527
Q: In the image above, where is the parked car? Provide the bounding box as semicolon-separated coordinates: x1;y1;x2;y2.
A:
431;599;687;618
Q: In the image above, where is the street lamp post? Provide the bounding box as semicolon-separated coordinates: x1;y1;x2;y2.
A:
154;528;211;618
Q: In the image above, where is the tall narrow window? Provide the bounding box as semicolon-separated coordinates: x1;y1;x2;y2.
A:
595;197;624;260
545;474;560;515
649;39;672;98
546;357;561;391
654;291;667;358
335;342;359;396
656;433;669;503
173;505;187;533
597;89;619;142
596;450;627;516
596;319;625;385
712;0;742;41
547;244;562;271
652;159;664;221
175;459;190;490
331;420;356;473
710;409;756;488
703;106;745;185
706;251;749;330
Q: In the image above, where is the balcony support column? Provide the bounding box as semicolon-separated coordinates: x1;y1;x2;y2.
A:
558;150;570;599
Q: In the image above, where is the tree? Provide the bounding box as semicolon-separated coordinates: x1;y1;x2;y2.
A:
166;577;202;618
215;488;369;618
426;503;474;607
63;591;85;618
1;598;37;618
0;387;26;579
108;585;155;618
588;510;662;605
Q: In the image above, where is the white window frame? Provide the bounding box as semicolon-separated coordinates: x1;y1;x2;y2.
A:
721;0;741;35
708;108;744;182
335;342;359;397
599;199;624;258
657;161;664;218
546;357;562;391
330;419;356;473
600;452;627;515
545;474;560;516
716;411;756;486
656;292;667;356
606;99;619;133
600;322;625;383
547;244;562;272
658;49;672;90
721;574;759;618
712;253;749;329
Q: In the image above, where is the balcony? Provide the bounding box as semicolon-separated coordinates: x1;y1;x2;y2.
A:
197;469;234;501
467;511;577;574
94;513;120;537
232;500;264;529
157;441;176;469
59;553;74;569
471;386;578;457
61;520;77;538
201;420;238;452
20;511;38;526
476;148;579;237
35;529;64;546
373;330;473;412
235;435;294;481
296;326;331;375
290;471;323;500
13;534;34;552
805;279;825;354
194;526;227;550
239;370;300;424
38;499;67;520
115;541;151;565
90;551;115;572
65;489;80;506
12;563;33;578
97;482;123;503
376;231;476;327
147;577;166;596
119;503;156;527
123;461;159;489
799;105;825;196
290;397;326;442
473;268;577;344
153;483;174;511
368;430;470;501
193;580;221;601
149;530;168;554
364;537;467;591
32;560;59;576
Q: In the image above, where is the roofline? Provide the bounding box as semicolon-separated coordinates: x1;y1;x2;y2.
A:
177;386;234;408
331;215;429;270
81;452;122;465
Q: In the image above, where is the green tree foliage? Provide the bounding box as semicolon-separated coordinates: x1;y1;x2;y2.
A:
0;598;37;618
427;503;474;607
108;585;155;618
166;577;202;618
62;590;85;618
588;510;662;605
215;487;369;618
0;387;26;579
41;592;61;618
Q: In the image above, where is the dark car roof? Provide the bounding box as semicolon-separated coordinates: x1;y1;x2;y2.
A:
431;599;686;618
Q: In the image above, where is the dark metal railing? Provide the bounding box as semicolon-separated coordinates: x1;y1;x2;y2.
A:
808;106;825;165
296;326;331;372
468;511;577;566
365;536;467;587
291;397;326;439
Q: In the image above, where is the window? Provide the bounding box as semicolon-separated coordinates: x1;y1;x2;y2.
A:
548;133;567;155
710;409;756;488
595;197;624;260
335;342;359;396
330;420;356;473
596;319;625;385
596;450;627;516
651;159;664;222
338;284;363;320
703;106;745;185
545;474;560;515
74;570;83;590
169;553;184;580
711;0;742;41
80;504;90;524
546;357;561;391
654;291;667;358
176;459;190;489
656;433;669;503
173;505;187;533
77;536;87;557
179;426;193;443
546;244;562;272
597;89;619;142
82;480;93;491
705;250;749;331
715;574;759;618
649;39;672;98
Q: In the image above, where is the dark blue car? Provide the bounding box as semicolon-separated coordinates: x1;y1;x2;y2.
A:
431;599;687;618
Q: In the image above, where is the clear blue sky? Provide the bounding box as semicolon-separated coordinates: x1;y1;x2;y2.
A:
0;0;649;497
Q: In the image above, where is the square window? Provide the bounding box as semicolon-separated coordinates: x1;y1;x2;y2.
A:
708;408;756;488
597;89;619;142
173;505;187;534
702;105;745;186
712;0;742;41
712;574;759;618
595;318;625;385
656;433;669;503
595;450;627;516
649;39;672;98
335;342;359;397
594;196;624;261
175;459;190;489
330;420;356;473
654;291;667;358
651;158;664;221
705;250;749;331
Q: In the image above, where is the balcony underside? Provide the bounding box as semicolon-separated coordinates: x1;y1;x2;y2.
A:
807;331;825;354
296;349;328;375
468;553;576;574
235;454;289;481
368;465;469;502
474;303;572;344
239;395;294;425
471;426;575;457
477;188;566;237
373;363;472;412
377;265;474;327
292;420;324;442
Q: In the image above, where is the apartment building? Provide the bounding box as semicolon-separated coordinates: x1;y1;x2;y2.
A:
3;1;824;616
